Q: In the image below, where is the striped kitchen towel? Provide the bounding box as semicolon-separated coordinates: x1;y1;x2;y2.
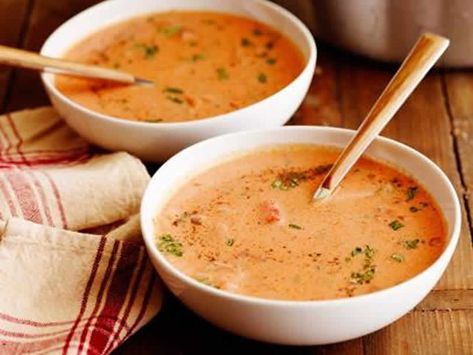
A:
0;107;162;354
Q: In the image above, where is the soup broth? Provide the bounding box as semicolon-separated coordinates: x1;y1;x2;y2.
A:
154;145;446;301
56;11;305;122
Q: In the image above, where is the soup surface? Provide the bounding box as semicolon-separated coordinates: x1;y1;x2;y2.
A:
56;11;305;122
154;145;446;301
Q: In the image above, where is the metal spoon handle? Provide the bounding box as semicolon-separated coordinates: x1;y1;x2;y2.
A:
313;33;449;201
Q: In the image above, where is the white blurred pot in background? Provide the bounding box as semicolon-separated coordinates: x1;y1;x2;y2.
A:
275;0;473;67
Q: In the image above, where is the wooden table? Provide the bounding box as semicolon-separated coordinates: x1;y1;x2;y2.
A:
1;1;472;354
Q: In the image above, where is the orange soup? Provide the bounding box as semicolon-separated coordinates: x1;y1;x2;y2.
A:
154;145;446;301
56;11;305;122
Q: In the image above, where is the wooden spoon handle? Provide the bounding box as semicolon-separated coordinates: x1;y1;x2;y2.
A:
0;45;136;84
313;33;449;201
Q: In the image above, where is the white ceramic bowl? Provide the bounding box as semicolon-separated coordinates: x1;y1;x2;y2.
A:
141;126;461;345
40;0;316;162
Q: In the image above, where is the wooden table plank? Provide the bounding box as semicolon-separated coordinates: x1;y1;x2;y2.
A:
364;310;473;355
417;289;473;311
444;71;473;238
4;0;100;112
0;0;31;111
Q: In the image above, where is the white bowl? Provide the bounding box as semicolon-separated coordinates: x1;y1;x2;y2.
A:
40;0;316;162
140;126;461;345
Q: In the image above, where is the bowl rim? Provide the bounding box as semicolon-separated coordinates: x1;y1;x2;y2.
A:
39;0;317;129
140;125;462;307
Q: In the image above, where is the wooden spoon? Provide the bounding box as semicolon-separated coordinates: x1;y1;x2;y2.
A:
312;33;449;202
0;45;154;86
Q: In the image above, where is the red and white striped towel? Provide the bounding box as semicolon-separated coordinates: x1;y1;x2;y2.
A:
0;107;162;354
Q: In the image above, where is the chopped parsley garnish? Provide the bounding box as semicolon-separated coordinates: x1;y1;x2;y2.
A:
271;179;287;190
166;96;183;104
226;238;235;246
158;234;183;256
194;276;219;288
266;58;277;65
217;67;229;80
409;206;419;213
258;73;268;83
349;245;376;284
389;219;404;231
351;247;363;257
403;239;420;249
364;245;375;259
241;37;252;47
271;164;332;190
406;186;418;201
391;253;405;263
288;223;302;230
135;43;159;59
191;53;206;61
271;179;288;190
164;87;184;94
351;265;376;285
252;28;263;36
160;25;181;37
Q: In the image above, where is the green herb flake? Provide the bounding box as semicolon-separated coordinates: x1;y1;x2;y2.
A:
160;25;181;37
135;43;159;59
364;245;375;259
389;219;404;231
241;37;252;47
191;53;206;62
403;239;420;250
257;73;268;83
216;67;229;80
166;96;183;104
266;58;277;65
158;234;183;256
351;265;376;285
406;186;418;201
163;87;184;94
288;223;302;230
391;253;405;263
195;276;212;286
351;247;363;257
271;179;284;189
226;238;235;247
409;206;419;213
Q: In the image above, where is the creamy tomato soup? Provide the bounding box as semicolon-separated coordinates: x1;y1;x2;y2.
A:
154;145;446;301
55;11;305;122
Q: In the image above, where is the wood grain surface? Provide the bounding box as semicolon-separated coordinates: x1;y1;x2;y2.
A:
0;1;471;354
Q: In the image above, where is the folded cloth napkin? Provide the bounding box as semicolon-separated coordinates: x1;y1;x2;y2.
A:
0;107;162;354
